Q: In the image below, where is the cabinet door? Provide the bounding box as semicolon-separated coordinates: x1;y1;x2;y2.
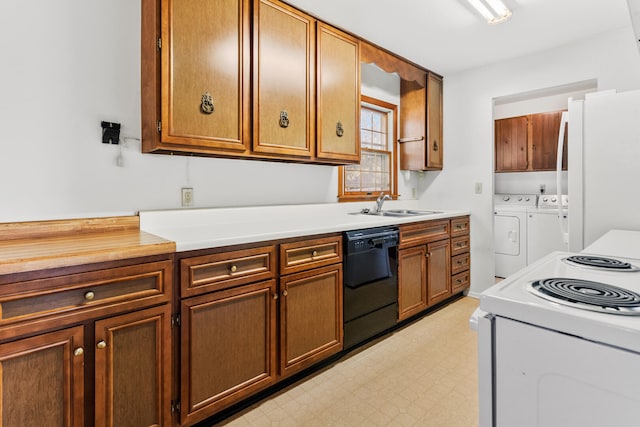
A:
399;72;443;171
160;0;250;152
426;239;451;306
254;0;314;158
0;326;84;427
280;265;342;377
316;22;360;163
180;280;277;426
397;246;428;321
495;115;529;172
426;72;443;170
94;304;172;427
531;111;567;171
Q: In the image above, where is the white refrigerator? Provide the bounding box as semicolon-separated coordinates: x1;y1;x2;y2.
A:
567;89;640;251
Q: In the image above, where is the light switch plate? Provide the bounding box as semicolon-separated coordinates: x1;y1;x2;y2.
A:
181;188;194;207
474;182;483;194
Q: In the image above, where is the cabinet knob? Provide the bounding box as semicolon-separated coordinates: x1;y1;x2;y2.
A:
433;140;438;151
84;291;95;301
73;347;84;357
426;252;431;258
311;250;318;258
273;293;278;300
279;111;290;128
200;92;214;114
230;265;237;273
96;341;107;350
336;121;344;137
282;289;288;297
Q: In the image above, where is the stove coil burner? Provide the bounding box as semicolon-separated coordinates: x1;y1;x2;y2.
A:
530;278;640;315
563;255;640;272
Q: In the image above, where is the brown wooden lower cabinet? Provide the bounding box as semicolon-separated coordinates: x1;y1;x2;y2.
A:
94;304;172;427
279;264;343;377
398;245;428;321
180;280;278;426
426;239;451;306
0;326;85;427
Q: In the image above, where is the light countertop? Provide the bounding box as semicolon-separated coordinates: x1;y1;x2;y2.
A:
139;201;469;252
582;229;640;260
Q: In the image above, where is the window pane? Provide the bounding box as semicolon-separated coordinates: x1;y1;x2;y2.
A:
345;170;361;191
361;109;373;129
361;129;372;145
371;113;382;132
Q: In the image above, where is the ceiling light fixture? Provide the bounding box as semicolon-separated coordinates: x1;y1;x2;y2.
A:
467;0;512;24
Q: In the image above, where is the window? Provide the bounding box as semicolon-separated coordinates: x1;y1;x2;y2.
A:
338;96;398;202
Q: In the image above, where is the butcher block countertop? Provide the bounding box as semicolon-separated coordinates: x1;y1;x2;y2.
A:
0;216;176;275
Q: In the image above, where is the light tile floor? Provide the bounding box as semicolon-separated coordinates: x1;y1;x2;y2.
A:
220;296;479;427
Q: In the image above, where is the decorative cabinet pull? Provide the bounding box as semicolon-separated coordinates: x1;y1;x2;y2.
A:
73;348;84;357
273;293;278;300
456;279;463;284
426;252;431;258
230;265;237;273
282;289;288;297
96;341;107;350
457;260;464;265
336;121;344;137
201;92;215;114
433;140;439;151
279;111;289;128
311;250;318;257
84;291;95;301
456;242;464;248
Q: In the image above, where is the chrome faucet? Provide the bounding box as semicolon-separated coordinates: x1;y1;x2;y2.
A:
373;192;392;213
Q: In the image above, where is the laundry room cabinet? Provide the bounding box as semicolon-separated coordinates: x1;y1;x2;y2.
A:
495;111;567;172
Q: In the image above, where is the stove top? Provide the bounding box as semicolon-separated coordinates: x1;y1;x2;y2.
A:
481;251;640;353
563;255;640;272
528;277;640;315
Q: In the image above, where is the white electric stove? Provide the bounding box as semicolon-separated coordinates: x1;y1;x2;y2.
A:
474;232;640;426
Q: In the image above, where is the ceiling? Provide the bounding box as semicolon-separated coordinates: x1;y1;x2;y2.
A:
285;0;636;75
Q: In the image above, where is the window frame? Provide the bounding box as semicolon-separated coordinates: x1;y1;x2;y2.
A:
338;95;398;202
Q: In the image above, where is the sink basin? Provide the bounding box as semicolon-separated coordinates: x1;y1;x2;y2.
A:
353;209;443;217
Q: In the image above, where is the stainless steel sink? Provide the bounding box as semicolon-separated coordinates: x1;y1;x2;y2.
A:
353;209;443;217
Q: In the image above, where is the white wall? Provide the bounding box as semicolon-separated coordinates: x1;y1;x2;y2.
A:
432;26;640;296
0;1;418;223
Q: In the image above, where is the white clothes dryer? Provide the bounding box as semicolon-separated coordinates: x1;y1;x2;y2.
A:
494;194;538;278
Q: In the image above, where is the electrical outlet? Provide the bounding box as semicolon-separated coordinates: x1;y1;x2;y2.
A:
474;182;483;194
181;188;194;207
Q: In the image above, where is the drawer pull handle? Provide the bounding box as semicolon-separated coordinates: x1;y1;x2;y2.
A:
273;293;279;300
84;291;95;301
230;265;237;273
96;341;107;350
457;260;463;265
456;279;463;284
282;290;288;297
312;250;318;257
456;243;464;248
73;348;84;357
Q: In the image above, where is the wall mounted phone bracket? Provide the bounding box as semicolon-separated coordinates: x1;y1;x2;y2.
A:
101;121;121;144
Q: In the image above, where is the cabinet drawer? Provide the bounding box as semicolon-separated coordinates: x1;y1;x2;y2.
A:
399;220;450;248
451;216;470;237
280;235;342;275
451;235;470;256
451;270;470;293
181;246;276;297
0;260;171;331
451;253;470;275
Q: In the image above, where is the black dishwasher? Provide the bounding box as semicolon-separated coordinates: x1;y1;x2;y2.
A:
343;226;399;349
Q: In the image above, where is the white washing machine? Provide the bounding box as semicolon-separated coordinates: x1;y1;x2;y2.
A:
526;194;569;265
494;194;538;278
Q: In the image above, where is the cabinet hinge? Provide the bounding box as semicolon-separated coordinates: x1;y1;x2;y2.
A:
156;121;162;133
171;400;180;414
157;37;162;50
171;314;181;328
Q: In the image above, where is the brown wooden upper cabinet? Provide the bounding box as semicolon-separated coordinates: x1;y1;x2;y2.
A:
141;0;360;165
495;111;567;172
399;72;444;171
316;22;361;163
253;0;314;158
145;0;251;154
